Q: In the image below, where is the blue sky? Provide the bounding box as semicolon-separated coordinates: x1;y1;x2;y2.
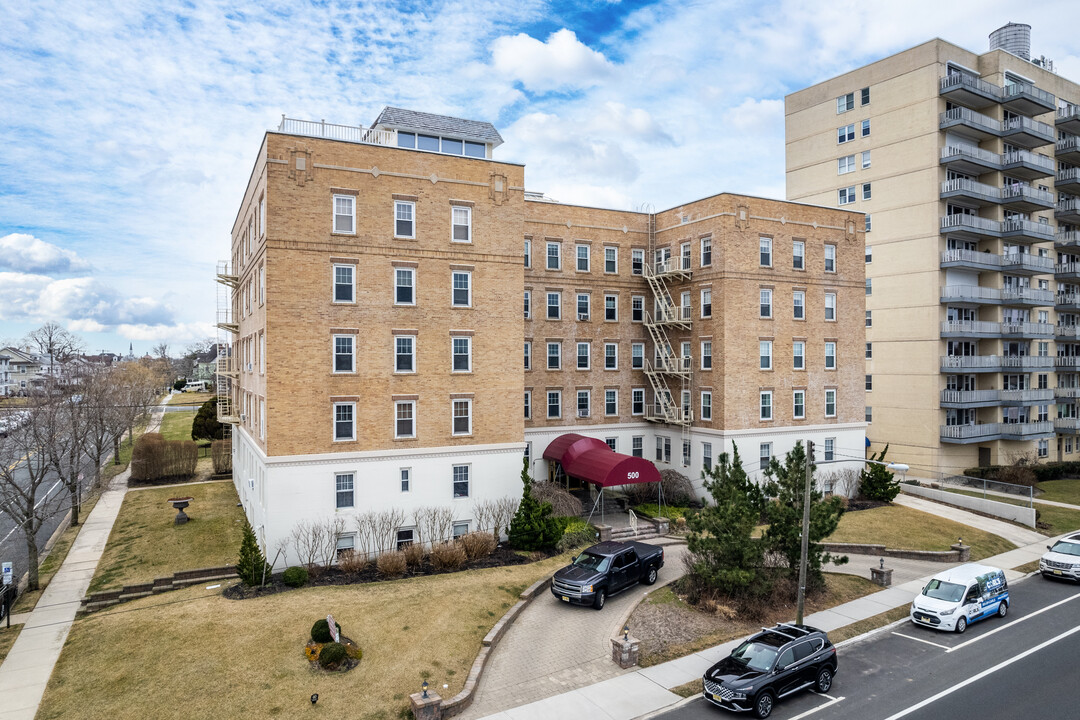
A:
1;0;1078;355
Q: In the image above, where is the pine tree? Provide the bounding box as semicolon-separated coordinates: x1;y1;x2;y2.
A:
860;444;901;502
685;444;765;594
508;457;560;550
762;441;847;591
236;520;271;586
191;398;224;441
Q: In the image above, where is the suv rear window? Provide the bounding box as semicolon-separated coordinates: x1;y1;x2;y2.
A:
792;641;814;663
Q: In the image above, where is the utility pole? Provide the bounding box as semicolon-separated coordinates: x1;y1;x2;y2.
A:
796;440;814;626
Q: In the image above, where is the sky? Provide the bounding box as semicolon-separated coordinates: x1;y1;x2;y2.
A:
1;0;1078;356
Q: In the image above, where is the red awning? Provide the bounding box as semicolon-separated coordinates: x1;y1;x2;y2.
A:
541;433;661;487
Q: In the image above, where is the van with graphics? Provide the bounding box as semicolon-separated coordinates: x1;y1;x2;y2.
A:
909;564;1010;634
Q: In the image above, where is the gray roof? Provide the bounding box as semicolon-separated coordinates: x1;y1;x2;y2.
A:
372;107;503;147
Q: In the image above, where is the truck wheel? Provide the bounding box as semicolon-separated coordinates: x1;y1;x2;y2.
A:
753;690;774;718
592;588;606;610
642;567;658;585
955;617;967;634
997;600;1008;618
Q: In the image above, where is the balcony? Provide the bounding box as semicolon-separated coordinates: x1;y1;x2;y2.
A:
1055;262;1080;281
1058;104;1080;135
1000;321;1054;338
939;73;1000;109
1058;293;1080;311
1056;229;1080;250
1000;81;1056;115
1058;168;1080;195
941;421;1054;443
1056;325;1080;339
1054;418;1080;435
1001;218;1055;244
999;183;1055;212
940;144;1002;175
940;178;1000;207
1056;135;1080;165
1055;356;1080;369
1000;388;1055;405
939;107;1000;140
999;115;1056;149
940;389;1002;408
940;319;1052;338
1000;149;1055;180
1055;387;1080;399
999;252;1054;275
940;355;1055;372
1056;197;1080;225
278;116;398;147
940;249;1000;272
940;214;1001;239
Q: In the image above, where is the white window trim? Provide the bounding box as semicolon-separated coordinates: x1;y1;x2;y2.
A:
524;390;531;419
547;390;562;419
332;334;355;374
333;402;356;442
604;389;618;417
631;388;645;416
576;244;590;272
452;398;472;436
335;472;355;509
394;335;416;374
451;205;472;243
550;341;564;371
700;237;712;267
400;468;411;493
760;391;773;421
700;288;712;319
451;335;472;373
700;391;712;421
547;292;561;320
333;194;356;235
604;246;618;274
451;270;472;308
760;341;772;371
825;389;837;418
700;341;712;370
825;292;836;322
793;390;805;420
574;341;588;370
547;242;561;270
604;294;618;322
452;464;471;499
333;263;356;304
395;267;416;306
604;343;618;370
794;341;805;370
395;400;417;439
394;200;416;239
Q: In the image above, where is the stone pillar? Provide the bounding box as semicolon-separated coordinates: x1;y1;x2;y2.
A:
611;634;640;668
870;566;893;587
655;517;670;536
595;525;612;542
410;691;442;720
951;543;971;562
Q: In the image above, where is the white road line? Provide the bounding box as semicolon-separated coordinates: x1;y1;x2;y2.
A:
881;624;1080;720
788;694;844;720
946;592;1080;653
891;632;951;650
0;478;64;547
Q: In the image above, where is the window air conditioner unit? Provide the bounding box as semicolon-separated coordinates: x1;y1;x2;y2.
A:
578;314;589;321
578;410;589;417
240;413;247;422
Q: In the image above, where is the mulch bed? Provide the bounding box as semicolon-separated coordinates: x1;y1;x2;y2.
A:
224;546;553;600
844;499;890;512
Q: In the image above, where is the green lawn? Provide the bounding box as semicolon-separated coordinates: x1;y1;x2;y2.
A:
826;504;1017;560
158;410;197;443
14;493;101;614
1037;479;1080;505
943;487;1080;537
88;481;245;593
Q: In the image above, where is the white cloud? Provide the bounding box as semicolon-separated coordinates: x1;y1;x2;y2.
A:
0;271;173;327
491;29;614;93
0;233;90;274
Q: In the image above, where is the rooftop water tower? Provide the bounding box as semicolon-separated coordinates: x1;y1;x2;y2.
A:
989;22;1031;61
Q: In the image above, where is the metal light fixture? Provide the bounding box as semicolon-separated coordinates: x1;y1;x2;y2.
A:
310;693;318;705
880;557;885;570
623;624;629;640
958;536;963;545
422;680;429;699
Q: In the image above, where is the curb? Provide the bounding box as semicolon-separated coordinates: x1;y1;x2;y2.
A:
633;692;699;720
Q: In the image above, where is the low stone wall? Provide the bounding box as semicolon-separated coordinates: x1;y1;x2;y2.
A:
81;565;237;612
900;483;1037;528
823;542;963;562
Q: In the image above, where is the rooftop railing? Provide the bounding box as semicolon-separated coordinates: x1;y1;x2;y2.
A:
277;116;398;147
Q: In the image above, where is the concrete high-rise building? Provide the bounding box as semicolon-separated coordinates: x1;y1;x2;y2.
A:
786;24;1080;475
221;108;867;566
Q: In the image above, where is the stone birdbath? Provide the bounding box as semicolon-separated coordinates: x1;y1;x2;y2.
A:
168;497;194;525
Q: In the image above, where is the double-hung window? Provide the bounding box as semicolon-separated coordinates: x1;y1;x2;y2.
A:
523;291;531;319
837;92;855;113
395;201;415;238
837;123;855;143
574;341;587;370
395;336;415;372
632;388;645;416
452;399;471;435
825;389;837;417
760;289;772;318
547;242;561;270
861;119;871;137
825;245;836;272
605;389;618;416
333;335;354;373
838;186;856;205
452;271;471;307
577;293;590;321
701;341;712;370
604;247;617;273
793;240;804;270
862;182;872;200
334;264;355;303
759;443;772;471
452;336;471;372
547;341;562;370
861;87;870;105
838;154;856;174
577;390;590;418
395;268;415;305
524;341;531;370
333;194;355;234
395;401;416;438
524;238;531;268
825;292;836;321
605;294;617;321
451;206;471;242
793;390;805;419
701;236;712;266
333;402;355;441
793;291;805;320
862;150;871;169
632;295;644;322
547;292;561;319
760;391;773;421
576;244;590;272
452;465;470;498
825;341;837;369
760;237;772;266
524;391;531;419
760;341;773;370
604;343;618;370
793;341;805;370
336;473;354;509
631;249;644;275
632;342;644;370
632;436;643;457
825;438;835;461
547;390;561;418
703;442;712;471
701;391;712;421
701;288;712;318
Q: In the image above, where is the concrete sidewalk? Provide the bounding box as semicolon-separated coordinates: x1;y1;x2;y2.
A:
469;534;1060;720
892;492;1048;545
0;399;166;720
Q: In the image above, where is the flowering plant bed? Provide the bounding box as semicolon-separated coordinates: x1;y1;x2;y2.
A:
304;636;362;673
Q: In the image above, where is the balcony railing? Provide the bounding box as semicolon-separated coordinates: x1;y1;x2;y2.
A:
1000;183;1055;206
1001;218;1055;241
941;144;1001;167
1000;252;1054;273
1056;135;1080;156
1057;293;1080;307
1000;321;1054;337
1001;286;1054;304
940;107;1000;133
940;73;1000;99
1001;149;1055;172
941;214;1000;236
277;116;398;146
1058;103;1080;133
1001;388;1055;403
941;389;999;405
1056;230;1080;248
941;320;999;336
1056;325;1080;339
1055;387;1080;398
1057;262;1080;276
1000;114;1056;142
1001;81;1056;108
940;355;1055;370
1058;168;1080;189
1055;356;1080;368
1054;418;1080;433
940;285;1053;304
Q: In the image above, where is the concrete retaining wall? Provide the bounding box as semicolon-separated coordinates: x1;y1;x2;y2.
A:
900;484;1036;528
81;565;237;612
822;542;962;562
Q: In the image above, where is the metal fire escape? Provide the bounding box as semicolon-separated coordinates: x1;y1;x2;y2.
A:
215;260;240;436
643;213;693;463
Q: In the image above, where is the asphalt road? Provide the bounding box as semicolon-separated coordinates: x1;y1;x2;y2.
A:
655;572;1080;720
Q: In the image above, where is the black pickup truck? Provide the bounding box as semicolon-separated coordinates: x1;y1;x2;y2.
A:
550;540;664;610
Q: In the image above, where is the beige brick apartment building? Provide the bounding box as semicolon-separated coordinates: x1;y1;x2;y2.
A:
786;23;1080;476
221;108;866;563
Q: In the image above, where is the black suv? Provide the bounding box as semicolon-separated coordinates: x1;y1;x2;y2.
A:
702;623;837;718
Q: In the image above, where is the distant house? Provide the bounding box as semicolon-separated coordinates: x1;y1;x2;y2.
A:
0;348;46;394
192;347;218;384
0;352;11;397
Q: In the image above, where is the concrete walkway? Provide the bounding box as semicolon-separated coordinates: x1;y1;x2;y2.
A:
892;492;1048;545
0;399;166;720
972;484;1080;511
469;533;1062;720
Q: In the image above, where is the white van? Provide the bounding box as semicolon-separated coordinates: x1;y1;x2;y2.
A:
909;563;1010;634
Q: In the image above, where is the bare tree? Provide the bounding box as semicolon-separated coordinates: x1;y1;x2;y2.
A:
492;496;520;543
473;499;495;536
315;516;347;568
290;519;325;569
24;322;85;376
414;506;437;546
0;401;68;590
152;342;170;360
825;468;861;499
40;384;90;526
354;512;378;557
373;508;406;554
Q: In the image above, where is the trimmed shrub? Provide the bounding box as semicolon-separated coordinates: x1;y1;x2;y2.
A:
509;458;561;551
336;549;368;574
403;542;426;567
283;566;308;587
430;541;467;571
191;397;224;441
376;550;407;577
531;482;583;517
311;618;343;643
460;531;497;560
129;432;197;482
318;642;348;669
556;518;596;552
211;439;232;474
173;379;187;391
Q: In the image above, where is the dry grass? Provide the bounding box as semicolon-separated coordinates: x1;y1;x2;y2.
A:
168;392;215;406
0;624;23;665
1013;559;1041;574
827;504;1017;560
13;493;102;614
671;678;703;698
635;573;881;667
827;606;910;645
88;481;245;593
39;553;573;720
